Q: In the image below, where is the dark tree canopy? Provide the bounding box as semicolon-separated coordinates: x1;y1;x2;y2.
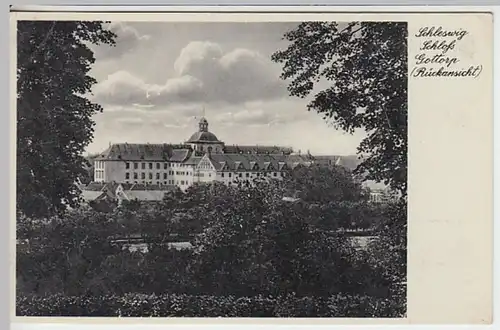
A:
272;22;407;196
17;21;116;218
284;164;368;204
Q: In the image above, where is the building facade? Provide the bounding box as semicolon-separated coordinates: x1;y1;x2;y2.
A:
89;117;362;193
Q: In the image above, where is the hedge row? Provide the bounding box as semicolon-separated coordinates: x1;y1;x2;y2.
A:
17;293;406;317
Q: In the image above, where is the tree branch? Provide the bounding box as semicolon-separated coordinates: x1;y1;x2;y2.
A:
20;21;57;70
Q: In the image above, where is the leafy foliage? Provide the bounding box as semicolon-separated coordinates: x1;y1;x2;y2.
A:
284;164;369;203
186;177;388;297
365;199;407;291
16;166;405;316
17;21;116;218
16;292;406;317
272;22;407;195
16;208;122;296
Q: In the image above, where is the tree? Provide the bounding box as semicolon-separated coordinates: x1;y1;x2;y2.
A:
284;164;369;204
17;21;116;218
366;198;407;291
272;22;407;196
190;181;371;297
16;208;122;296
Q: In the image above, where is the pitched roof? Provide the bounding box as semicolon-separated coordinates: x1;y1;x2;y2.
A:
81;190;105;201
169;149;191;162
223;145;293;155
94;143;192;161
183;155;203;165
205;153;289;172
124;191;167;201
83;182;106;191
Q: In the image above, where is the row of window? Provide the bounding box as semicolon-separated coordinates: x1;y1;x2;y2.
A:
124;162;191;170
95;161;105;169
124;180;189;186
194;173;212;178
124;170;191;180
220;172;280;178
95;170;105;179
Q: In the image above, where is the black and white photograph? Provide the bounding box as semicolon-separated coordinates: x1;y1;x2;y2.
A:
15;18;407;318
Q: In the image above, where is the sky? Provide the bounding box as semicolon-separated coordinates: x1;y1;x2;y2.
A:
86;21;366;156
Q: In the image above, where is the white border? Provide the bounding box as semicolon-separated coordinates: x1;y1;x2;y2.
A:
7;5;499;329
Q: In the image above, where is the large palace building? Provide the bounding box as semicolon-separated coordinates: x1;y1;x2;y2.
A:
81;117;367;206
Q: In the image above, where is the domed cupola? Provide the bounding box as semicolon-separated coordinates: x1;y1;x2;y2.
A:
186;117;224;154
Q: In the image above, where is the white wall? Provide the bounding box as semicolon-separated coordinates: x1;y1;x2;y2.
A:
96;159;285;192
98;160;175;185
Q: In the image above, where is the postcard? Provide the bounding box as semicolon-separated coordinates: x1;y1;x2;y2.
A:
10;7;493;325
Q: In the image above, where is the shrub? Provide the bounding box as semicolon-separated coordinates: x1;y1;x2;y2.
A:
16;293;406;317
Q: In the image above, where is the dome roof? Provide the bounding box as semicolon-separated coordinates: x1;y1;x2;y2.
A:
187;131;220;143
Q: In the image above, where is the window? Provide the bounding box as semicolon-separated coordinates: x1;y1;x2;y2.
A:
134;173;138;179
156;173;160;180
125;173;130;179
181;180;185;185
221;173;224;178
164;163;168;169
208;173;211;177
134;162;138;169
149;163;153;170
246;173;250;178
229;173;232;178
141;163;145;170
125;181;129;184
239;173;242;178
164;181;167;185
163;173;167;179
141;173;145;179
156;163;160;170
176;171;180;175
149;173;153;180
273;172;277;177
125;162;130;169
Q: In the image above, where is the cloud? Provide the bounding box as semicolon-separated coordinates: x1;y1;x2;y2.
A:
94;22;151;59
216;109;278;126
92;40;287;107
92;70;150;105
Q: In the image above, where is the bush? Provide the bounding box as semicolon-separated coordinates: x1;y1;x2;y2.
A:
16;293;406;317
